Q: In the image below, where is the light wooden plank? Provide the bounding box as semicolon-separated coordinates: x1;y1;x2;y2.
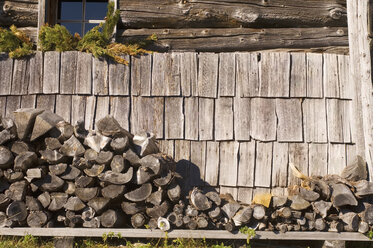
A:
323;53;340;98
251;98;276;141
290;53;307;97
328;144;346;175
236;52;260;97
215;97;233;141
152;53;181;96
85;96;96;131
0;97;6;117
254;142;273;187
308;143;328;177
276;98;303;142
55;95;72;122
272;142;288;187
184;97;199;140
190;141;206;186
288;143;308;186
109;55;129;96
36;95;55;112
346;144;357;166
218;53;235;97
131;54;152;96
76;52;92;94
327;99;353;143
220;186;238;200
174;140;191;193
219;141;239;187
29;52;43;94
43;51;60;94
303;98;328;143
180;52;197;96
6;96;21;118
0;54;12;96
197;53;218;98
167;52;181;96
131;97;164;138
95;96;110;125
165;97;184;139
237;187;253;204
93;57;109;95
205;141;219;186
337;55;352;99
237;141;255;187
71;95;86;125
11;58;29;95
198;98;214;140
109;97;130;131
21;95;36;109
306;53;323;98
158;140;175;157
259;52;290;97
60;51;77;94
271;187;286;197
234;97;251;141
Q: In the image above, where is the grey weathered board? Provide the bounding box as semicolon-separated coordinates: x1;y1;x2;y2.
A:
290;53;307;97
251;98;276;141
255;142;273;187
55;95;72;122
71;95;86;126
152;53;181;96
180;52;198;96
190;141;206;186
303;99;328;143
76;52;92;94
236;52;260;97
237;141;255;187
36;95;55;112
184;97;199;140
60;51;77;94
95;97;110;124
43;51;60;94
215;98;233;141
238;187;253;204
93;57;109;95
165;97;184;139
85;96;96;130
28;52;43;94
288;143;308;186
323;53;340;98
6;96;21;119
198;98;214;140
328;144;346;175
219;141;239;187
204;141;220;186
0;54;12;96
306;53;323;98
327;99;353;143
109;55;130;96
131;54;151;96
109;97;130;131
21;95;36;109
276;99;303;142
234;97;251;141
218;53;235;97
272;142;289;187
197;53;218;98
309;143;328;177
11;58;29;95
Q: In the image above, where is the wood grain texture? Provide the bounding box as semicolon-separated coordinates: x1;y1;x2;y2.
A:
152;53;181;96
36;95;55;112
237;141;255;187
184;97;199;140
93;57;109;95
251;98;276;141
180;52;197;96
288;143;308;186
95;97;110;124
215;97;233;141
0;1;38;27
60;51;77;94
272;142;288;187
254;142;273;187
71;95;86;125
198;98;214;140
4;96;19;118
346;144;357;166
55;95;71;122
76;52;92;94
20;95;36;109
218;53;235;97
165;97;184;139
290;53;307;97
0;97;6;117
131;54;152;96
28;52;43;94
85;96;96;130
276;98;303;142
190;141;206;186
220;187;238;200
174;140;191;192
271;187;286;197
236;52;260;97
109;55;129;96
337;55;352;99
327;99;353;143
11;58;29;95
197;53;218;98
308;143;328;177
43;51;60;94
234;97;251;141
205;141;220;186
0;54;12;95
323;53;340;98
158;140;174;158
219;141;239;187
303;99;328;143
109;97;130;131
306;53;323;98
237;187;253;204
328;144;346;175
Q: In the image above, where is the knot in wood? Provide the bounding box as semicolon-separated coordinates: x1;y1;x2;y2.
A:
329;7;346;20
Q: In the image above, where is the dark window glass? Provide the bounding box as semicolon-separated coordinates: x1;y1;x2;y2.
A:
84;23;100;34
85;0;108;20
58;0;82;20
60;22;82;36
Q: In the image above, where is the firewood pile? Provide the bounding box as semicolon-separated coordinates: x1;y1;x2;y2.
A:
0;108;372;234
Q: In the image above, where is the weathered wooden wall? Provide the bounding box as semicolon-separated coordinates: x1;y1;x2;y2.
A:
0;51;361;203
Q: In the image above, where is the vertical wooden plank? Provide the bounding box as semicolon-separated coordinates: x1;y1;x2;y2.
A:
71;95;86;125
190;141;206;186
0;97;7;117
174;140;191;193
43;51;60;94
55;95;72;122
21;95;36;109
271;187;286;197
93;57;109;95
288;143;309;186
197;53;218;98
204;141;219;186
323;53;340;98
131;54;151;96
95;96;110;123
215;97;233;141
158;140;175;158
36;95;55;112
29;52;43;94
109;97;130;131
0;54;12;95
327;99;353;143
328;144;346;175
167;52;181;96
276;99;303;142
165;97;184;139
238;187;253;204
11;58;29;95
219;141;239;187
237;141;255;187
131;97;164;138
152;53;181;96
346;144;357;166
303;99;328;143
272;142;288;187
198;98;214;140
85;96;96;130
251;98;276;141
338;55;352;99
307;53;323;98
308;143;328;177
218;53;235;97
290;53;307;97
6;96;21;118
184;97;199;140
76;52;92;94
252;188;271;199
220;187;238;200
180;52;197;96
60;51;77;94
236;52;260;97
255;142;273;187
234;97;251;141
109;55;129;96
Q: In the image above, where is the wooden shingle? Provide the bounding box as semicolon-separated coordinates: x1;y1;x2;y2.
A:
55;95;71;122
234;97;251;141
21;95;36;109
255;142;273;187
190;141;206;186
197;53;218;98
219;141;239;187
29;52;43;94
237;141;255;187
85;96;96;130
323;53;340;98
218;53;235;97
0;54;12;95
180;52;197;96
93;57;109;95
327;99;353;143
215;97;233;141
11;58;29;95
43;51;60;94
288;143;308;186
290;53;307;97
109;55;129;96
76;52;92;94
251;98;276;141
131;54;151;96
276;98;303;142
71;95;86;125
184;97;199;140
303;99;328;143
205;141;220;186
272;142;288;187
306;53;323;98
165;97;184;139
109;97;130;131
308;143;328;177
328;144;346;175
60;51;77;94
236;52;260;97
198;98;214;140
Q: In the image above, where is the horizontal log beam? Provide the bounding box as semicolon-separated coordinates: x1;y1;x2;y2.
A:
119;0;347;29
117;27;349;52
0;0;38;27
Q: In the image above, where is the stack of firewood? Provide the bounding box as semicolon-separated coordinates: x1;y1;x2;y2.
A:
0;108;372;234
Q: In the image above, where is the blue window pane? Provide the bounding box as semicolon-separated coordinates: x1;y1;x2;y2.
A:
84;23;100;34
85;0;107;20
60;22;82;36
59;0;83;20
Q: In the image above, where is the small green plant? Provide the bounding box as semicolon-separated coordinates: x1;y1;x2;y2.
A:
211;243;232;248
38;24;79;52
0;25;34;58
368;229;373;240
239;226;256;248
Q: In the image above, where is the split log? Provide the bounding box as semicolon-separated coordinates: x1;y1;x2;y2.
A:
83;217;100;228
206;191;221;206
82;207;96;221
4;169;23;183
64;197;86;211
63;182;75;195
148;218;158;229
37;192;50;208
13;109;43;140
121;202;146;215
304;212;316;221
101;185;125;199
84;149;98;162
187;219;198;230
84;164;105;177
289;195;311;210
100;209;125;228
84;133;111;153
98;168;133;185
95;151;113;165
124;183;152;202
310;179;331;200
0;194;11;211
296;217;307;226
73;157;92;170
131;213;146;228
232;206;252;226
157;217;170;231
75;176;95;188
299;188;320;202
190;188;212;211
5;180;27;201
48;193;68;211
185;205;198;217
6;201;27;222
59;135;85;157
167;182;181;202
0;129;13;145
208;206;221;220
173;201;185;215
339;212;359;232
110;155;128;173
253;205;266;220
329;220;343;232
362;205;373;224
292;211;302;219
331;183;358;207
353;180;373;197
0;146;13;169
25;196;42;211
308;220;315;230
312;200;332;218
124;149;141;167
26;168;42;180
39;149;66;164
315;218;326;231
75;187;99;202
45;137;62;150
14;151;37;171
224;221;235;232
0;211;13;227
54;121;74;142
27;211;49;227
10;141;29;155
96;115;133;138
110;136;129;154
358;221;369;234
277;207;292;219
272;196;288;208
65;211;83;227
341;155;367;181
60;165;81;181
153;170;173;187
133;132;159;157
49;163;67;176
146;190;163;206
222;201;241;219
33;175;65;192
146;201;170;218
197;216;208;228
73;121;88;141
87;197;110;214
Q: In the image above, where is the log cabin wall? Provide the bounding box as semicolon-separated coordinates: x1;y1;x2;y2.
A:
0;50;361;204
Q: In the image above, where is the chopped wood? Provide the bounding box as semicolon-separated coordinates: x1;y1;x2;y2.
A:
146;201;170;219
48;193;68;211
289;195;311;211
100;209;125;228
190;188;212;211
121;202;146;215
124;183;152;202
59;136;85;157
101;185;125;199
95;151;113;165
131;213;146;228
84;164;105;177
146;190;163;206
64;197;86;211
27;211;49;227
339;212;359;232
253;205;266;220
358;221;369;234
87;197;110;214
331;183;358;208
110;137;129;154
341;156;367;182
315;218;326;231
75;188;99;202
98;168;133;185
299;188;320;202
